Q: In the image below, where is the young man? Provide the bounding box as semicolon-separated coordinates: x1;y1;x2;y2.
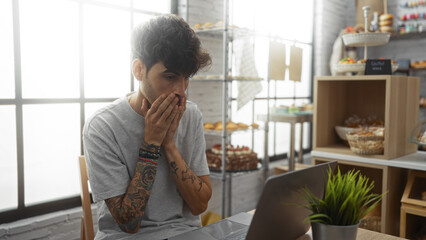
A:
83;15;212;239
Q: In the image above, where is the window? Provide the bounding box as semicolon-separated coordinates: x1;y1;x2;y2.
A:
0;0;172;223
230;0;314;160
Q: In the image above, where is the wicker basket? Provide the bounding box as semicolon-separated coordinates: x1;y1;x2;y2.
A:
346;131;384;155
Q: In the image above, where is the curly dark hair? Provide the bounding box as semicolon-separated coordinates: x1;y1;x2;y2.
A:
131;14;211;78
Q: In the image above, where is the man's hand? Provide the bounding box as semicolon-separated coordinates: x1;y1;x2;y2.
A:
141;93;180;146
162;96;186;149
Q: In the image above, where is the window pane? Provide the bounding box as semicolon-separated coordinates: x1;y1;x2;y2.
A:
133;0;170;13
20;0;79;98
0;0;15;99
95;0;130;7
133;12;154;27
254;0;313;43
0;106;18;211
23;104;80;205
84;5;131;98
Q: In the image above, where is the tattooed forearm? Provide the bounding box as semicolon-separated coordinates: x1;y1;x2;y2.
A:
105;160;158;233
181;165;196;184
170;161;178;177
197;178;203;192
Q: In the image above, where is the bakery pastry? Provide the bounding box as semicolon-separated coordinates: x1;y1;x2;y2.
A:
215;121;223;130
203;22;214;29
192;23;202;30
203;122;214;130
379;20;393;26
339;58;356;64
380;14;394;21
237;122;249;129
380;26;394;32
206;144;258;171
226;121;239;130
251;123;259;129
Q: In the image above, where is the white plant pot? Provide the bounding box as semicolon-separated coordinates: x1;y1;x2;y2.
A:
311;222;359;240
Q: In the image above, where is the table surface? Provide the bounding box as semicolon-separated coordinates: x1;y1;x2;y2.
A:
311;150;426;171
296;228;406;240
246;210;406;240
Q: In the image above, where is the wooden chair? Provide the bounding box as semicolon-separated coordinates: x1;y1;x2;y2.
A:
79;156;95;240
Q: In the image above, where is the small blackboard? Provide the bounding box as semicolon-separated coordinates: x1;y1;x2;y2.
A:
365;59;392;75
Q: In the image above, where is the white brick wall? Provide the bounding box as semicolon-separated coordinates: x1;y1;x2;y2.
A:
0;205;98;240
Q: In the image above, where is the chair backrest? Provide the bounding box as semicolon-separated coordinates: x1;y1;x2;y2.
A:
79;156;95;240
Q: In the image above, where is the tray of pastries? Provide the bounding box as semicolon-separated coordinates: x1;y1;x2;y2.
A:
203;121;259;133
335;58;398;73
411;60;426;69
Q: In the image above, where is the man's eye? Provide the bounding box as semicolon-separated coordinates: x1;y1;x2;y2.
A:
166;75;176;80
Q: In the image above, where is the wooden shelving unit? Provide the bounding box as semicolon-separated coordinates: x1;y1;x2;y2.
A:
312;157;407;236
313;75;420;160
400;170;426;239
311;75;422;237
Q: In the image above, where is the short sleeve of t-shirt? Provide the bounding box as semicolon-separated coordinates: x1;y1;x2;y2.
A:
187;104;209;177
83;116;130;203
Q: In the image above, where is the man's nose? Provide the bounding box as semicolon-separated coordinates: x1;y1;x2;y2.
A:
174;78;187;97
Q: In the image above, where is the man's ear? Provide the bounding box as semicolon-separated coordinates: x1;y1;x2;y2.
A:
132;59;146;81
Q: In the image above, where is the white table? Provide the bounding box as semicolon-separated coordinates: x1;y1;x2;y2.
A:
311;151;426;171
258;113;313;171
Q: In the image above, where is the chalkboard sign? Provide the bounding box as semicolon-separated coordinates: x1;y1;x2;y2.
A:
365;59;392;75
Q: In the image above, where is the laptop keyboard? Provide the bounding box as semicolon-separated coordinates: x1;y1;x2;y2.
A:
224;228;249;240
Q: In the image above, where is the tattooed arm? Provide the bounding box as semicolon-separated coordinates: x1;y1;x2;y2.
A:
104;158;158;233
164;144;212;216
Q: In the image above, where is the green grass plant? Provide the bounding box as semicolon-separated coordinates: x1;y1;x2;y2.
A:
304;167;385;226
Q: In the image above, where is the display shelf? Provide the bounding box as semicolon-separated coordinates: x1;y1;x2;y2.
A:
390;31;426;40
312;156;408;236
186;0;273;219
190;77;264;82
333;63;399;73
208;162;262;174
342;32;391;47
204;127;262;136
400;170;426;238
194;27;256;40
313;75;420;160
311;150;426;171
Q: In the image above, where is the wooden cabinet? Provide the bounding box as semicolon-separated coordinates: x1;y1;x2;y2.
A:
313;75;420;160
312;157;408;236
400;170;426;239
311;75;425;237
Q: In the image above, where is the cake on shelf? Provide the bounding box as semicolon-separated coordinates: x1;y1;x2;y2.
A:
206;144;258;171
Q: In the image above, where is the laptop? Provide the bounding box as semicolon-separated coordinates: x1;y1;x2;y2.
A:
171;161;337;240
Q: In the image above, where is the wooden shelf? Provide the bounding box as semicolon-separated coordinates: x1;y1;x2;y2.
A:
313;157;408;236
312;75;423;237
313;75;420;160
390;31;426;41
400;170;426;238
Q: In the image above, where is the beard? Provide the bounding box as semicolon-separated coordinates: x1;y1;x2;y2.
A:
140;77;158;106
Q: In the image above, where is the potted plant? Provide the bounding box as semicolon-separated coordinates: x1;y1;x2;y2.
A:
303;167;385;240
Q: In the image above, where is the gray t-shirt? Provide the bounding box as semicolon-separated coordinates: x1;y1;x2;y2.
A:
83;96;209;240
